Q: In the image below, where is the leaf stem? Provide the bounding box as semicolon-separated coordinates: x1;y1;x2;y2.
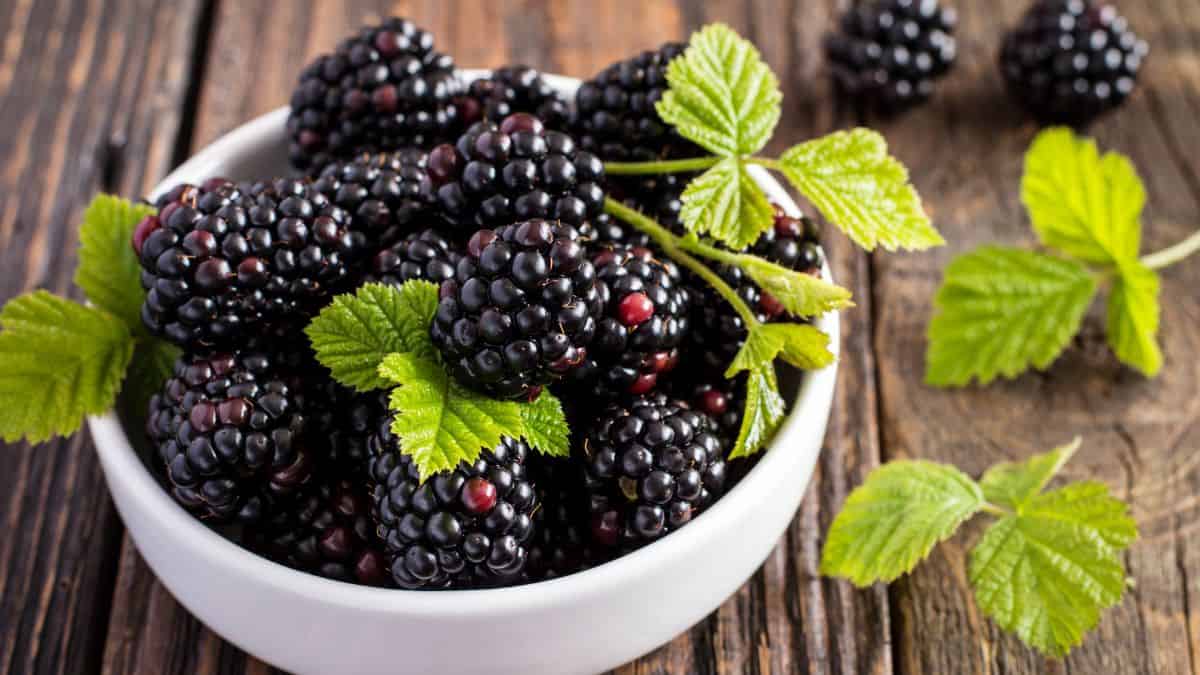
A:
602;156;724;175
981;502;1012;518
1141;228;1200;271
603;197;761;329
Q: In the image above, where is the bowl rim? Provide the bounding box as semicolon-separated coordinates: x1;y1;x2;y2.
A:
88;70;840;615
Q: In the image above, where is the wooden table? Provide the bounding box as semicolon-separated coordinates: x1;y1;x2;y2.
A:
2;1;1198;673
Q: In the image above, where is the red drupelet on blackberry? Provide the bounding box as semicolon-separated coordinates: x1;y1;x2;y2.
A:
430;219;601;401
581;393;727;550
367;416;539;589
457;65;570;130
287;17;463;173
430;113;606;234
363;228;461;288
145;351;312;523
312;150;436;249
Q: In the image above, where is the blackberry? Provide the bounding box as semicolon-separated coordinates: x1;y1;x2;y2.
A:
145;351;311;522
568;245;689;399
136;178;362;350
677;379;746;445
578;213;651;250
825;0;958;113
287;17;463;172
457;66;570;130
430;220;601;401
313;150;436;249
305;380;389;476
581;394;727;549
364;228;461;287
246;475;390;586
431;114;606;233
1000;0;1147;126
525;458;605;581
368;419;538;589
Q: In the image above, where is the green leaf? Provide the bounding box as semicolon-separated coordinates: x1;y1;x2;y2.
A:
0;292;134;443
779;129;943;252
729;367;786;459
980;437;1081;511
517;392;570;458
679;158;774;249
1106;261;1162;377
821;461;984;586
656;23;781;157
1022;127;1146;265
969;482;1137;657
74;195;156;332
121;338;182;424
727;322;834;377
381;352;523;481
739;255;853;316
925;246;1097;387
307;282;438;392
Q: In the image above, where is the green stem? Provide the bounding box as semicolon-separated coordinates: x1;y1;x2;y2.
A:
602;156;724;175
1141;228;1200;271
981;502;1012;518
603;198;761;329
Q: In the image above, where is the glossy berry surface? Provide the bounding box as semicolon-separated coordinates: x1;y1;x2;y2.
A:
313;150;436;249
364;228;461;288
457;65;569;130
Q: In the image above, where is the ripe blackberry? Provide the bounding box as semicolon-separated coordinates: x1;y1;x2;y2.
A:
305;380;389;476
458;66;569;130
145;351;312;522
578;213;651;250
430;220;601;400
431;114;606;233
287;17;463;172
1000;0;1147;126
825;0;958;113
136;178;362;350
582;394;727;549
364;228;461;287
568;245;689;399
246;475;390;586
368;419;538;589
313;150;436;249
525;458;605;581
677;380;746;445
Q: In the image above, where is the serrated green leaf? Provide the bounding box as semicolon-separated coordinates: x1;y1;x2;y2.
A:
679;158;774;249
821;461;984;586
517;392;570;458
729;366;786;459
307;282;438;392
969;482;1137;657
1022;127;1145;265
0;291;134;443
925;246;1097;387
780;129;943;252
980;437;1081;511
1106;261;1162;377
74;195;157;332
382;352;523;481
120;338;182;427
727;322;834;377
656;23;781;157
739;255;853;316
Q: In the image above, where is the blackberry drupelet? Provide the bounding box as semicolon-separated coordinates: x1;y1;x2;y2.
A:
431;113;606;233
569;245;689;399
582;393;727;549
287;17;463;172
313;150;436;249
526;458;605;580
430;219;601;400
1000;0;1147;126
145;351;311;522
458;65;570;130
825;0;958;113
364;228;461;287
136;178;362;350
368;418;538;589
676;379;746;445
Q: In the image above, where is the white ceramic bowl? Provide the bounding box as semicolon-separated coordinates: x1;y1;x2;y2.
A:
87;72;839;675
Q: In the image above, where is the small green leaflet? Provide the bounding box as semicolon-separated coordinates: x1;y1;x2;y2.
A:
779;129;943;252
925;246;1097;387
726;322;834;377
656;23;781;158
517;392;570;458
74;195;157;332
1022;127;1145;265
821;461;984;586
739;255;853;316
0;292;134;443
729;367;786;460
679;158;774;249
1106;261;1162;377
980;437;1080;511
969;482;1137;657
307;282;439;392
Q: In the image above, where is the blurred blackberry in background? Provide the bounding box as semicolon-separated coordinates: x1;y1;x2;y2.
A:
458;65;570;130
1000;0;1147;126
287;17;463;173
305;380;388;477
313;150;436;250
826;0;958;113
526;458;606;580
364;228;461;287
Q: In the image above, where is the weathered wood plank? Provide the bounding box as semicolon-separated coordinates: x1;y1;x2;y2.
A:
0;1;206;674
